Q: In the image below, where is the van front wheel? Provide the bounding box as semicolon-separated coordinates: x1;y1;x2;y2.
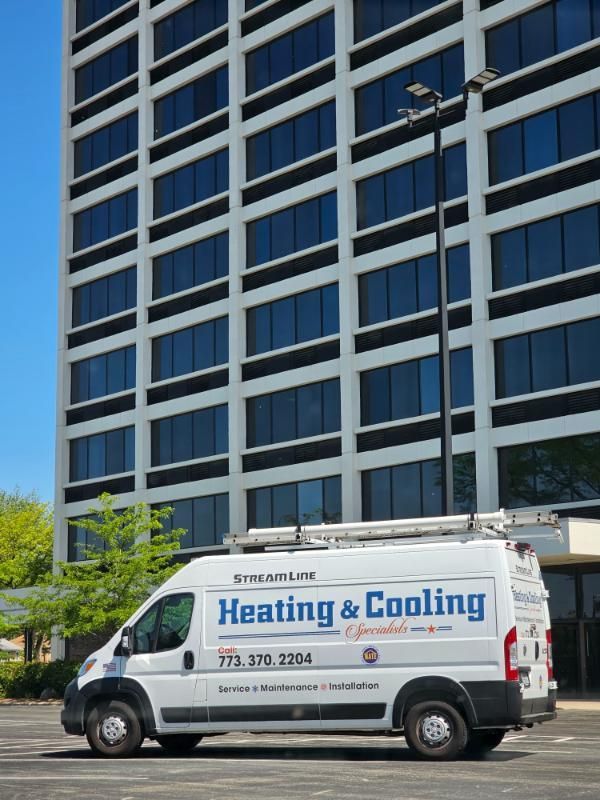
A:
86;700;143;758
155;735;202;754
404;700;467;760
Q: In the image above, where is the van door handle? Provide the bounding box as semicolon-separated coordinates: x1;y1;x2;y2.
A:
184;651;194;670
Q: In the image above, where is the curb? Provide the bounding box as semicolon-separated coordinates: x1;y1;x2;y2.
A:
0;700;63;706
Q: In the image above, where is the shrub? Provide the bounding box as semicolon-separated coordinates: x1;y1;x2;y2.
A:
0;661;80;699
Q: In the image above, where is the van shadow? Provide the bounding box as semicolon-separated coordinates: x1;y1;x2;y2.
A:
43;744;531;763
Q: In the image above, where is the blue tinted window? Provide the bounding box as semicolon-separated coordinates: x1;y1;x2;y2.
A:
355;44;464;136
247;284;339;355
559;95;596;161
247;379;340;447
247;192;337;267
246;101;336;181
495;334;531;398
153;231;228;298
154;493;229;549
74;113;137;178
70;426;134;481
567;318;600;384
556;0;591;52
362;453;476;520
76;0;129;32
75;38;137;104
361;348;473;424
73;190;137;252
247;476;342;528
154;0;227;61
563;206;600;272
496;317;600;399
492;228;527;290
523;110;558;174
357;145;465;230
527;217;562;282
154;67;228;139
246;12;334;95
531;327;567;391
151;405;228;466
489;123;523;184
152;316;228;381
354;0;441;42
153;150;228;219
71;345;135;404
521;4;555;68
487;0;600;79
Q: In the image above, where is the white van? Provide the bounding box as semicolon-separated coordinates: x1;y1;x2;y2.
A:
61;511;558;760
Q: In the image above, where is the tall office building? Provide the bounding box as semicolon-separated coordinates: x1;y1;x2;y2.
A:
57;0;600;689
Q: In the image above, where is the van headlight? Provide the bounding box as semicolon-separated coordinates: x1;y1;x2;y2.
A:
77;659;97;677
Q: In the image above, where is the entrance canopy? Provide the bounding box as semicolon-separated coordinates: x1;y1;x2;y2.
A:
514;517;600;565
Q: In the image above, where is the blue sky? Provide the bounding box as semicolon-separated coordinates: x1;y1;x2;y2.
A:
0;3;62;501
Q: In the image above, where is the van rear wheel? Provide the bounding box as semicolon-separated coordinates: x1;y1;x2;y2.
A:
86;700;143;758
464;729;505;756
404;700;467;760
155;734;202;754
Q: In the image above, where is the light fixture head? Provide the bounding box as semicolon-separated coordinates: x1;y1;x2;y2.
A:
462;67;500;94
404;81;442;103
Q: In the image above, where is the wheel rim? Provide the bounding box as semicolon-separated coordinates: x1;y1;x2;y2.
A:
418;712;452;748
99;714;128;747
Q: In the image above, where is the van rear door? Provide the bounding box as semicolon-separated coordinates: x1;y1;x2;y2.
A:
506;545;549;704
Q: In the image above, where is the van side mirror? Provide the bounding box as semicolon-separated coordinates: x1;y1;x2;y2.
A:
120;626;133;657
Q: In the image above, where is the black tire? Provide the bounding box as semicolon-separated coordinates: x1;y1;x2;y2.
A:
404;700;468;761
464;729;505;757
86;700;143;758
155;734;202;754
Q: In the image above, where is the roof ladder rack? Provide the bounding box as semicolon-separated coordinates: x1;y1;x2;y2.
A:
223;510;562;549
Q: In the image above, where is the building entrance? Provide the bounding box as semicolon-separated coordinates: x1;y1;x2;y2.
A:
543;566;600;695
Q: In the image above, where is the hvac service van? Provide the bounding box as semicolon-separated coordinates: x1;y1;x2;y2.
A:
61;511;558;760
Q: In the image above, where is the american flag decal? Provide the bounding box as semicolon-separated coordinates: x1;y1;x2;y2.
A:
102;662;117;672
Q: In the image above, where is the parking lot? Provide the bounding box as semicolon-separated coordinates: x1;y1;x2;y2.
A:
0;706;599;800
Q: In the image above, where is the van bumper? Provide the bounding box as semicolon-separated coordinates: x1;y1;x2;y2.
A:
463;681;557;728
61;678;86;736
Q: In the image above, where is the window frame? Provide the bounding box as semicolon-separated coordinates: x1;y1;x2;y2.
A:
132;593;195;655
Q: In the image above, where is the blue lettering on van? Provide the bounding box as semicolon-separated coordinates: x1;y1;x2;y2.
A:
217;588;486;627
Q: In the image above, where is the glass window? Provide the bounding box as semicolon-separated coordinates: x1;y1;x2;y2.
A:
495;334;531;398
361;368;391;425
73;190;137;252
354;44;464;136
489;123;523;185
390;361;419;421
247;193;336;267
567;318;600;384
154;0;227;61
246;12;334;95
486;18;520;77
521;3;555;68
133;602;160;654
527;217;562;282
152;232;227;300
582;570;600;619
544;570;578;620
75;38;137;104
247;477;341;529
564;206;600;272
74;112;138;178
156;594;194;651
559;95;596;161
556;0;592;52
530;327;567;391
153;151;228;220
451;348;474;409
523;110;559;174
271;297;295;350
154;67;228;139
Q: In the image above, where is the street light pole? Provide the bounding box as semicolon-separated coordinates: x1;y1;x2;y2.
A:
403;68;500;517
432;95;454;517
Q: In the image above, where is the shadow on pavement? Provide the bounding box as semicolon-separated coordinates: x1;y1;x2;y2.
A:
41;744;531;763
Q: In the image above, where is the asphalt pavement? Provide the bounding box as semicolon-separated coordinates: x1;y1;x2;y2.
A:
0;706;599;800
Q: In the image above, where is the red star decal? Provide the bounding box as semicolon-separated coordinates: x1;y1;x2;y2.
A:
427;625;437;634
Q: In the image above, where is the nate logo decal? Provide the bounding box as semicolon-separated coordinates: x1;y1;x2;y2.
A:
362;646;379;665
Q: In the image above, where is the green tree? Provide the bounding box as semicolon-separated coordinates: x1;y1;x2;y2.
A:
0;493;185;651
0;490;53;590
